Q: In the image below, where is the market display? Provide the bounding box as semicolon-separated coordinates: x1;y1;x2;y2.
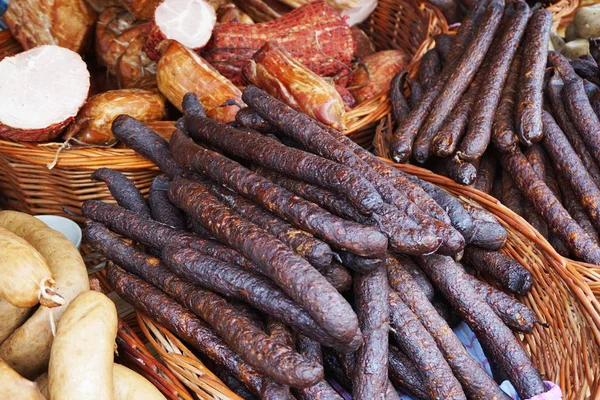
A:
1;0;599;398
79;86;548;399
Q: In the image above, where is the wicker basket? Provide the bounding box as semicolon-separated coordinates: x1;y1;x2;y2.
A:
90;164;600;399
0;0;446;219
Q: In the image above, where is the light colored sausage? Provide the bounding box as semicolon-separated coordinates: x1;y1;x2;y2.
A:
0;226;63;308
0;211;90;379
0;299;31;344
49;290;117;400
0;358;45;400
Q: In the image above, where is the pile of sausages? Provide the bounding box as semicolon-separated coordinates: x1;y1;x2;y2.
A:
83;83;548;399
387;0;600;265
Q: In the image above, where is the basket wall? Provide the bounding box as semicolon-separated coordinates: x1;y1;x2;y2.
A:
0;142;159;221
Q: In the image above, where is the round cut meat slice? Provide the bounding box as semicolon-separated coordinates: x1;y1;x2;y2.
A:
0;45;90;141
145;0;216;61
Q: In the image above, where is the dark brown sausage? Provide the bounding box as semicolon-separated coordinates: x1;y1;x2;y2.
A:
387;253;434;300
321;349;353;392
353;267;390;400
548;51;600;165
501;149;600;264
500;169;524;216
389;0;493;162
471;152;497;194
524;145;550;238
413;0;506;163
159;244;346;350
431;296;462;328
87;223;323;387
112;115;189;179
236;107;279;133
207;183;334;269
169;132;387;257
462;273;538;332
407;79;423;110
239;88;456;255
261;320;294;399
459;0;530;161
168;178;362;349
253;166;368;224
434;33;455;64
386;255;507;399
545;70;600;189
105;264;265;395
516;9;552;146
148;175;186;230
320;123;453;225
589;85;600;120
463;246;533;295
571;58;600;86
558;176;600;246
182;110;382;217
418;48;442;90
388;346;429;400
390;70;410;126
464;204;508;250
388;291;466;400
295;336;343;400
308;121;468;239
431;68;484;158
337;251;384;274
82;200;258;271
91;167;151;218
416;254;545;398
541;156;571;256
432;155;479;186
317;261;353;293
492;49;521;153
404;174;476;242
542;110;600;233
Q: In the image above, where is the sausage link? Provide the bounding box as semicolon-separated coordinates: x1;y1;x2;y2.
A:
353;267;390;400
542;111;600;233
545;70;600;188
91;168;151;218
387;255;507;399
148;175;186;230
413;0;506;163
208;183;334;269
548;51;600;165
168;178;362;349
463;246;532;295
416;254;545;398
105;264;265;394
389;0;493;162
516;10;552;146
502;150;600;264
492;49;521;153
388;291;466;400
170;131;387;257
459;1;530;161
88;223;323;387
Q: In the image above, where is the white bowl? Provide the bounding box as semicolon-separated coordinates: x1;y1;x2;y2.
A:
34;215;82;249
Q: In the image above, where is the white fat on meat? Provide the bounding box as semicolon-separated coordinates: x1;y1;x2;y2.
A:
0;45;90;129
154;0;216;50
